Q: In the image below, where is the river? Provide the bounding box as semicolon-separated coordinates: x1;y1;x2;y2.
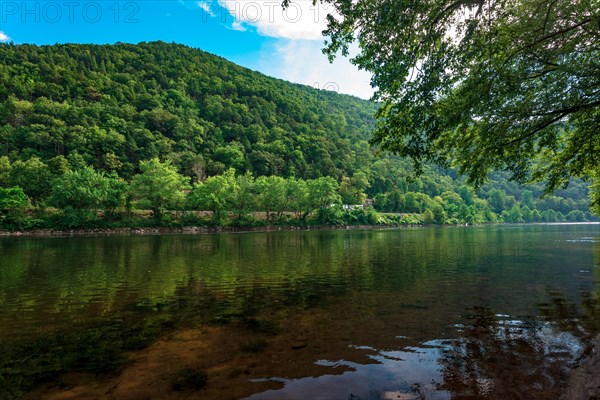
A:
1;224;599;399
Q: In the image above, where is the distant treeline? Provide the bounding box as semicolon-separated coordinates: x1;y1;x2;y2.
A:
0;158;596;230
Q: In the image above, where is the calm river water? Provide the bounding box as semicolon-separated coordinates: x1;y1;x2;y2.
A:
1;224;599;399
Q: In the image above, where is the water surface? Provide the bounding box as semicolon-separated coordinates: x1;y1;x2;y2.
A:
1;224;599;398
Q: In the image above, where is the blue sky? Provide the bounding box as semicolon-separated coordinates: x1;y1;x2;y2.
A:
0;1;373;98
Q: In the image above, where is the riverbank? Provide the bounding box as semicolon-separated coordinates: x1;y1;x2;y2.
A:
0;223;415;237
1;221;598;237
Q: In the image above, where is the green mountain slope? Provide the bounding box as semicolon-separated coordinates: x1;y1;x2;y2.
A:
0;41;596;225
0;41;377;180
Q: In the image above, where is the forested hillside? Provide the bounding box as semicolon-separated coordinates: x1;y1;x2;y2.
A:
0;41;596;228
0;41;380;179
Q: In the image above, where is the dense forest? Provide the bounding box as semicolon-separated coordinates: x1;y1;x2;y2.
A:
0;41;596;229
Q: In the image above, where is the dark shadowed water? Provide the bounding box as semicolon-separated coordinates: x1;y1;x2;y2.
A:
1;224;599;399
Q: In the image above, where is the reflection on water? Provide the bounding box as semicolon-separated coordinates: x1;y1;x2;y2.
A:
248;341;452;400
245;313;586;400
1;224;599;398
440;310;583;399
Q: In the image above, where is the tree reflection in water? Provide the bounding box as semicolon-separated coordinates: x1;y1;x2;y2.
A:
439;307;579;399
439;241;600;399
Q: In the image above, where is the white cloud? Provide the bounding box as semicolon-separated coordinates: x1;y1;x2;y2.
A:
185;1;373;98
230;21;247;31
197;1;216;16
259;40;374;99
0;31;10;43
218;0;336;40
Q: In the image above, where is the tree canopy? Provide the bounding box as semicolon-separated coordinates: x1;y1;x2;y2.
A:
0;41;377;182
129;158;190;220
320;0;600;209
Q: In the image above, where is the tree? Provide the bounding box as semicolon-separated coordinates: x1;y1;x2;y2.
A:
231;172;256;221
189;168;236;224
521;205;533;223
339;172;370;205
303;177;341;220
457;204;470;222
339;176;356;205
458;186;475;206
423;208;435;224
504;205;524;223
487;189;507;213
566;210;587;222
255;176;287;222
47;155;71;176
0;156;11;186
465;206;479;225
0;186;29;227
285;178;309;219
212;143;245;172
542;209;558;222
50;166;127;224
522;190;535;209
432;204;446;224
8;157;53;203
130;158;190;221
320;0;600;211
